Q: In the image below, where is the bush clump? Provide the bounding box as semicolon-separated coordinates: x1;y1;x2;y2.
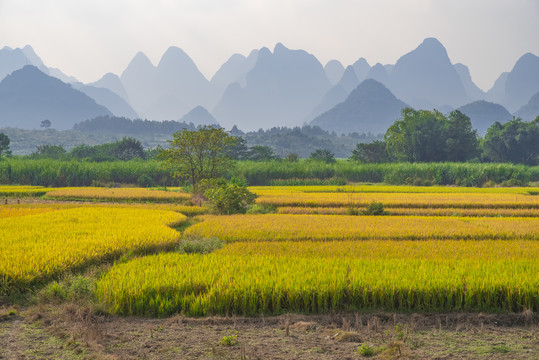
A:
361;201;387;216
203;178;256;215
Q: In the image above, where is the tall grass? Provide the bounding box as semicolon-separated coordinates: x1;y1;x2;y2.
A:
1;159;538;187
235;160;538;186
0;159;176;187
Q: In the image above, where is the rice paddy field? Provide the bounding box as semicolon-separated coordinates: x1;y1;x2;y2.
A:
1;184;538;318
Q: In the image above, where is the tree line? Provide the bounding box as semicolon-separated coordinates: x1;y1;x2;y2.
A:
351;109;539;166
1;109;538;165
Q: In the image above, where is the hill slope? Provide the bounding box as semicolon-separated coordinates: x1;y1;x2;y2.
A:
311;79;408;135
0;66;111;130
457;100;512;136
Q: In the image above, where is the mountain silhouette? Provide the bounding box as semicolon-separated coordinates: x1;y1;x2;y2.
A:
0;66;111;130
309;65;360;119
179;106;219;126
90;73;130;103
352;58;371;81
503;53;539;112
72;83;139;119
365;63;390;86
213;43;331;130
324;60;345;85
149;46;210;119
515;91;539;121
0;45;77;83
457;100;512;136
120;47;211;120
120;51;157;118
454;63;485;101
486;73;507;103
388;38;468;109
210;50;259;108
311;79;408;135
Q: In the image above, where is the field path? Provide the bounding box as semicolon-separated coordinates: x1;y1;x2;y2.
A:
0;316;85;359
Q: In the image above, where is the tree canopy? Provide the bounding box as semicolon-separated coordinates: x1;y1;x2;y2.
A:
385;108;479;162
0;133;11;158
158;126;237;189
350;140;389;163
482;116;539;165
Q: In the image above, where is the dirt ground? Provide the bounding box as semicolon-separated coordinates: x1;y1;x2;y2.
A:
1;304;537;360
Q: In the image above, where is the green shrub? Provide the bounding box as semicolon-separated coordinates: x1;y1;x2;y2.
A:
219;335;238;346
204;179;256;214
361;201;387;216
137;174;155;188
357;343;375;357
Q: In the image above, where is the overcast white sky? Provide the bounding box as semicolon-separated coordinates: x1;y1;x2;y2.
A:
1;0;538;90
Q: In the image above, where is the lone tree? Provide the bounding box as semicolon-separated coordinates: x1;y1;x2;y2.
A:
310;148;336;163
0;133;11;158
158;126;237;191
40;119;51;128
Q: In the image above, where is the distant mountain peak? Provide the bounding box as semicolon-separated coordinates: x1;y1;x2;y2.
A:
130;51;154;68
403;37;450;61
366;63;390;86
352;57;371;81
158;46;195;69
310;78;408;135
421;37;444;48
337;65;359;91
274;42;287;53
324;60;345;85
180;105;219;126
389;37;467;108
503;52;539;111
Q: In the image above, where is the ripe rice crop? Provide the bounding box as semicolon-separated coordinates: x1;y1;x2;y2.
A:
95;240;538;316
184;214;539;241
0;202;206;219
0;185;52;197
0;207;185;295
0;205;66;218
255;191;539;209
250;185;539;195
46;187;191;203
276;206;539;217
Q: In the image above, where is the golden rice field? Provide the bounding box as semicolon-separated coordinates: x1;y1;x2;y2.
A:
2;184;538;317
0;204;70;218
255;191;539;209
250;185;539;194
185;214;539;241
0;185;52;197
0;207;185;295
45;187;191;203
276;206;539;217
0;202;206;218
95;240;539;317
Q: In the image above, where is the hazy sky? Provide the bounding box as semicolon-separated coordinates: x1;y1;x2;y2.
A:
1;0;538;90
